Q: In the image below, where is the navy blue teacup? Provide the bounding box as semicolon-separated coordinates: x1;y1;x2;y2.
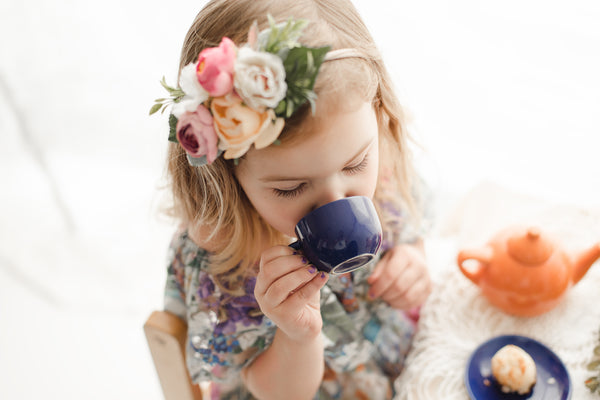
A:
290;196;382;275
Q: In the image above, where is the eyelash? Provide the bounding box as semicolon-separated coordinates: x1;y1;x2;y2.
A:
272;154;369;198
273;183;307;198
343;154;369;175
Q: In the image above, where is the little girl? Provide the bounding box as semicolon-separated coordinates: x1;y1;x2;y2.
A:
157;0;432;398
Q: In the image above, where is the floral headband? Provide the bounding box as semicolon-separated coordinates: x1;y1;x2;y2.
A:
150;16;350;166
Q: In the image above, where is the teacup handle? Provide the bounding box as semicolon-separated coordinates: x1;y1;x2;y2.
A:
457;247;493;285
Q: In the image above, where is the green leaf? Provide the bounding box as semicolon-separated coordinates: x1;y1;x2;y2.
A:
160;77;185;98
149;103;162;116
160;77;170;91
160;76;175;91
307;96;317;115
168;114;178;142
283;46;330;88
277;45;330;118
306;50;314;72
278;19;308;47
274;100;286;116
285;99;294;118
260;16;308;56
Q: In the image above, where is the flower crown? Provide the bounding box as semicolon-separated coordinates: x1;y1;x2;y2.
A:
150;16;330;166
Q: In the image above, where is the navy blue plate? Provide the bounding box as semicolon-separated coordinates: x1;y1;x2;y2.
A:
465;335;571;399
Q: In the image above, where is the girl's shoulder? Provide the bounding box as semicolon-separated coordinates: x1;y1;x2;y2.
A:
168;223;224;255
168;226;212;272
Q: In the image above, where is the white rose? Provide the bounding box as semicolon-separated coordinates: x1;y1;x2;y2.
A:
233;47;287;111
171;63;209;118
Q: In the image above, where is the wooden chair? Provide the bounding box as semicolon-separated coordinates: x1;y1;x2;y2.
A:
144;310;205;400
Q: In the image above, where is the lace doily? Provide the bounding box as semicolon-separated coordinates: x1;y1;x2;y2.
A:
394;186;600;399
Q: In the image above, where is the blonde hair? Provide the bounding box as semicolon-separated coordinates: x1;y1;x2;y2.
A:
167;0;417;294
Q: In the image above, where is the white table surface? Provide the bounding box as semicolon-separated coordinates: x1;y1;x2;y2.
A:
395;183;600;400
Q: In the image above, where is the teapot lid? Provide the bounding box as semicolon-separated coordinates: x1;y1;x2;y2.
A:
506;227;553;265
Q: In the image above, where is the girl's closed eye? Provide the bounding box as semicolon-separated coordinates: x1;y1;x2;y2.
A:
343;154;369;175
273;183;307;198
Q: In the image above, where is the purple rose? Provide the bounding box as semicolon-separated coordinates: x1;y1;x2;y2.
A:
175;105;219;163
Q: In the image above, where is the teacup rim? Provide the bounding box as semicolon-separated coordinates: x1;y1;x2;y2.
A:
298;195;373;221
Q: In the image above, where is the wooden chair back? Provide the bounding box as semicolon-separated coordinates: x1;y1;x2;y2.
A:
144;310;204;400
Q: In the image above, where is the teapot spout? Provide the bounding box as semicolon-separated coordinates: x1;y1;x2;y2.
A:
573;242;600;284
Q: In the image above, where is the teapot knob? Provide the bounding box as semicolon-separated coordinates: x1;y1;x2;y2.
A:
507;227;553;265
527;228;540;240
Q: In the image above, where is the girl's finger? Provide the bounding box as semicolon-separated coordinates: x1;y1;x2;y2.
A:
284;271;329;309
379;263;420;300
405;275;432;306
264;264;319;306
387;276;430;310
255;248;308;296
368;257;406;298
260;245;296;266
367;250;392;284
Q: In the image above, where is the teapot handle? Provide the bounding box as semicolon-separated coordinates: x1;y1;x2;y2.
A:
457;247;493;285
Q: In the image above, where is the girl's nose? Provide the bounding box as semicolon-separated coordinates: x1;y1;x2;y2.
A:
311;184;347;211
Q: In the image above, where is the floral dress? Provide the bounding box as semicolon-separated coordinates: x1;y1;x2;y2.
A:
164;198;431;399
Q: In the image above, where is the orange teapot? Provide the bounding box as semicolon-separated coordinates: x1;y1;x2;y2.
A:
457;225;600;317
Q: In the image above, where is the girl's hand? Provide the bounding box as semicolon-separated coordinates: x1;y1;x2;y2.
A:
367;242;431;310
254;245;329;342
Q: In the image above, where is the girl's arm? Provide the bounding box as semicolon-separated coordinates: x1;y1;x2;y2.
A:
242;245;329;399
242;328;324;400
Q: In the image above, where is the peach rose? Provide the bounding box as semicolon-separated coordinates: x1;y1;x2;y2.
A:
196;37;236;97
176;105;219;163
211;93;285;159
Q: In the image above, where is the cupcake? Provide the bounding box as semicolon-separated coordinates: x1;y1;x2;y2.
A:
491;344;537;394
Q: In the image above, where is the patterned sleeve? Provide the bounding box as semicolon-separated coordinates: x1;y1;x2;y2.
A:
163;232;188;320
163;230;277;385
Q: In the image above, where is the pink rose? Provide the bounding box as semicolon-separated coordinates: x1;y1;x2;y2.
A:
196;37;236;97
176;105;219;163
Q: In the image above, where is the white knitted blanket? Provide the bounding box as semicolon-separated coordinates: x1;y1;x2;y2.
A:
394;183;600;400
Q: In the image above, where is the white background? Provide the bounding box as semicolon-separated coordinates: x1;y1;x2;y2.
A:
1;0;598;398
